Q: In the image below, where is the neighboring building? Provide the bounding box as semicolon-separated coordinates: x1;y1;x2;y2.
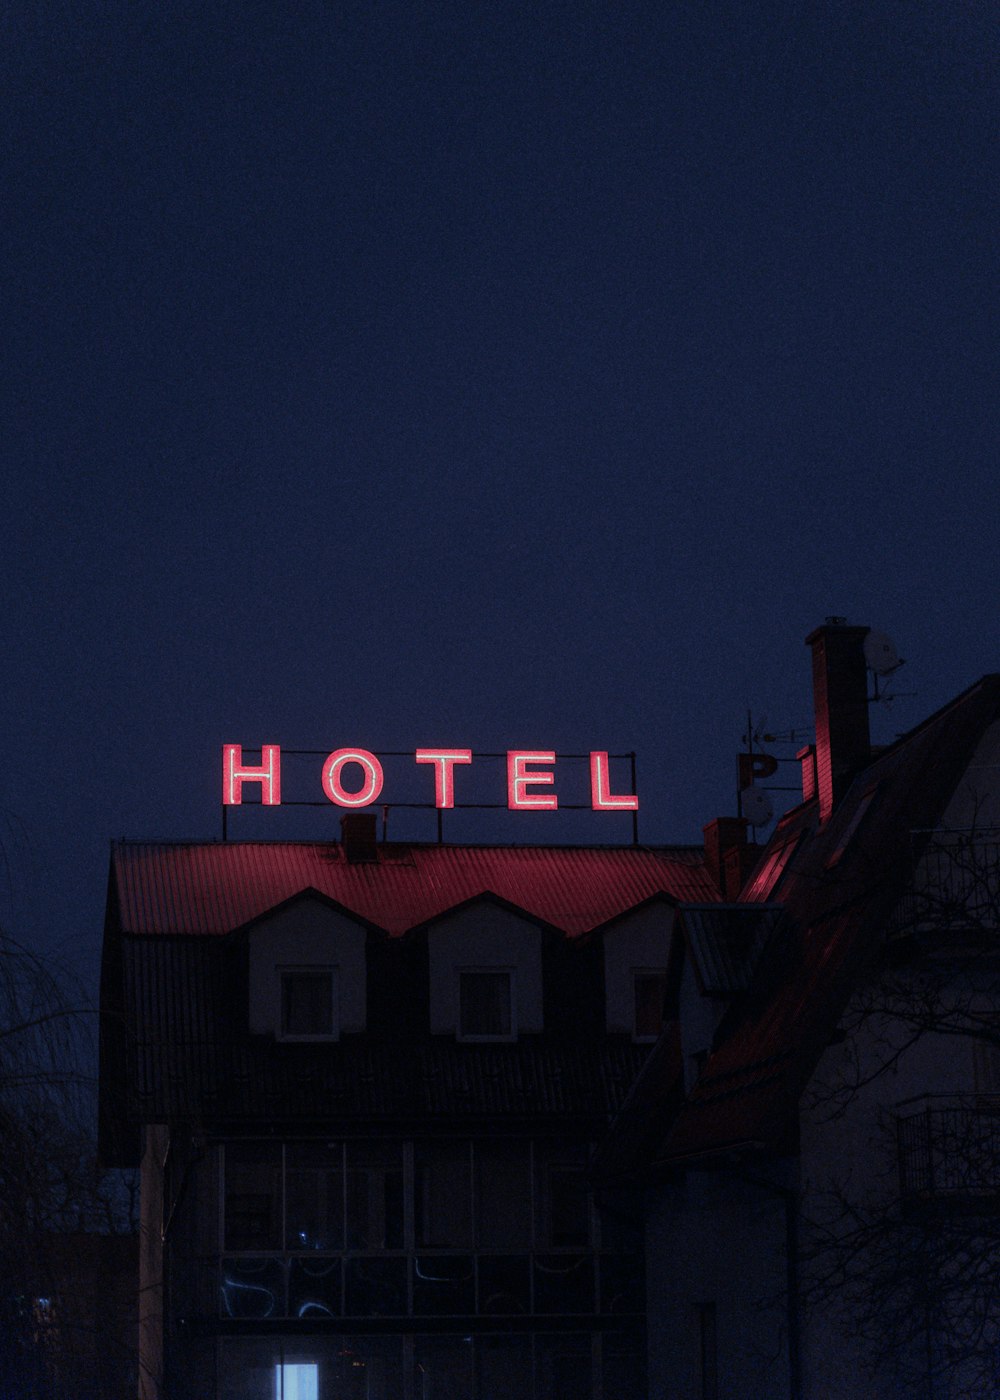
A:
597;622;1000;1399
99;835;719;1399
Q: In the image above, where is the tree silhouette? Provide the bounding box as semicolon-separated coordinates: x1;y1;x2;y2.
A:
0;924;137;1399
801;826;1000;1398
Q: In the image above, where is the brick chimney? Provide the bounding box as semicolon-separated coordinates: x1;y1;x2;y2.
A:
340;813;379;862
806;619;871;823
702;817;758;899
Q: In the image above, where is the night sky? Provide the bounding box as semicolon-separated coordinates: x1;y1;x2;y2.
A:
3;2;997;984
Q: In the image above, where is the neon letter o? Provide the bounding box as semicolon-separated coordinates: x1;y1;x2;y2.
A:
322;749;384;807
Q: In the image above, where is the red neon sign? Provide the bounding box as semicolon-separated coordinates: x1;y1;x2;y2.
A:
222;746;638;812
590;750;640;810
321;749;385;807
507;751;558;810
222;744;282;805
415;749;473;809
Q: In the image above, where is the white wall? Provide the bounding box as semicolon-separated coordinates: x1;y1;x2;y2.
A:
426;902;543;1035
603;903;674;1034
247;897;368;1035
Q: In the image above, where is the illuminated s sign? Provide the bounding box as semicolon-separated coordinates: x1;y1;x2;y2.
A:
222;745;638;812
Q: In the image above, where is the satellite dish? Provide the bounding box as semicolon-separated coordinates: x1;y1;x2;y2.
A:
742;785;774;827
864;629;903;676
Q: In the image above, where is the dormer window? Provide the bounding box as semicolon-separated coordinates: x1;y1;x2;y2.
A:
279;967;337;1041
633;970;667;1042
458;969;514;1041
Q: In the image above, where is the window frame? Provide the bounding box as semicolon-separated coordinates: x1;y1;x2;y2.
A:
456;966;517;1042
277;965;338;1042
632;967;667;1043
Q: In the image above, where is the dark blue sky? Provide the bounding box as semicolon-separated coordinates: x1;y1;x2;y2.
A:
2;1;997;981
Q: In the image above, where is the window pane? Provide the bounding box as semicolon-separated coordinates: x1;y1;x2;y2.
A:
600;1254;645;1315
285;1144;344;1251
332;1337;405;1400
634;973;666;1039
460;972;511;1037
602;1329;647;1400
225;1143;282;1250
414;1336;474;1400
288;1257;341;1319
475;1142;532;1249
281;971;334;1037
534;1254;595;1313
344;1257;407;1316
275;1363;318;1400
220;1258;285;1318
477;1336;532;1398
477;1255;530;1315
536;1333;592;1398
330;1337;405;1399
346;1143;403;1250
550;1170;590;1247
413;1255;475;1315
535;1144;591;1249
219;1338;280;1400
415;1142;472;1247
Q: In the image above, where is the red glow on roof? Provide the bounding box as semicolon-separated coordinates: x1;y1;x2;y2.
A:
112;841;718;939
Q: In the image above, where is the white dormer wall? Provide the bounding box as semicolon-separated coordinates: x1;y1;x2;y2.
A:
427;903;543;1035
247;897;368;1036
603;903;674;1033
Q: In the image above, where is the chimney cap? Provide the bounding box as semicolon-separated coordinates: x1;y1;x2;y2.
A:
805;620;870;647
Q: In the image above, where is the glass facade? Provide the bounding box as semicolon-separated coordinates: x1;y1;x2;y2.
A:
220;1139;641;1322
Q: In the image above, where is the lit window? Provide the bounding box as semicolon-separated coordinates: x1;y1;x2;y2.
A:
458;970;514;1040
275;1362;318;1400
633;971;667;1041
279;968;336;1040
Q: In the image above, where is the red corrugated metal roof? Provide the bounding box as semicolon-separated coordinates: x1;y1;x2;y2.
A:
112;841;717;938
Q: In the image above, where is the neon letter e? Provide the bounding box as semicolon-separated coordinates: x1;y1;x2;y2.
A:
507;751;558;810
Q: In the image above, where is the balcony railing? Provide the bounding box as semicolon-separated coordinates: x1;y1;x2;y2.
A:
897;1095;1000;1206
